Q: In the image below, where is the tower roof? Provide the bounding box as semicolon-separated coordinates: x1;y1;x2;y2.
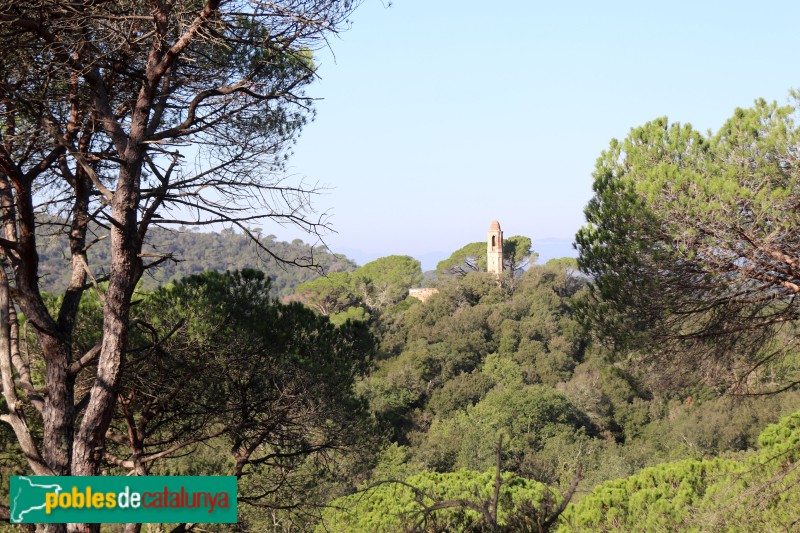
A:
489;220;501;231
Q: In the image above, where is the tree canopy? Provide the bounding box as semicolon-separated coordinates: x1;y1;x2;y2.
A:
36;226;356;296
119;271;375;503
294;255;422;316
15;269;375;524
351;255;423;310
576;97;800;391
319;469;552;532
436;236;535;277
0;6;360;532
562;410;800;531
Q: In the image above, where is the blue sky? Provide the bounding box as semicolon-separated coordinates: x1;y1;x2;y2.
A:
283;1;800;270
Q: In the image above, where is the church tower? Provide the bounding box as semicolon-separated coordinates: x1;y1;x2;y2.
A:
487;220;503;275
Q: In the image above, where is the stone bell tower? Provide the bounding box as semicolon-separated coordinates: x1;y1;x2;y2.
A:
487;220;503;275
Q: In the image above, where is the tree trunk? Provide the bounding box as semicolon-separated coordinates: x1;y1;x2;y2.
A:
71;161;140;476
41;335;75;476
0;268;52;475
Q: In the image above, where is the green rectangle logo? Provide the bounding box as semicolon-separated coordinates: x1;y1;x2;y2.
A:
10;476;237;524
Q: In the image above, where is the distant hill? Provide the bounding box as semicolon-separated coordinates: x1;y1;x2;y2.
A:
36;225;357;296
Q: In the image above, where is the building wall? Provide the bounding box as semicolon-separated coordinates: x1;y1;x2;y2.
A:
408;288;439;302
487;222;503;275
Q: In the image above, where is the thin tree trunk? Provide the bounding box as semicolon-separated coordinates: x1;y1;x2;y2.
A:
0;267;51;475
68;158;141;533
71;180;138;476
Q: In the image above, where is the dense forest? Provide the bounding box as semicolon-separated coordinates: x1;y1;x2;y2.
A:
303;254;800;531
5;97;800;528
1;0;799;530
6;240;798;530
36;225;356;296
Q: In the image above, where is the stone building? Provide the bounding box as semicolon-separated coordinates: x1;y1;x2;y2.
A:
408;287;439;302
487;219;503;275
409;219;505;301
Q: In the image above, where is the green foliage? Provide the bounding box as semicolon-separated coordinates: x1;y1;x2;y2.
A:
503;235;536;273
360;262;602;470
436;236;535;277
349;253;800;517
576;97;800;389
319;469;551;532
427;371;495;417
417;385;594;475
352;255;423;310
36;225;356;296
108;270;376;515
295;254;422;316
294;271;357;315
318;410;800;532
436;241;486;277
370;443;419;483
482;353;524;388
544;257;578;270
29;229;796;531
32;255;795;533
560;409;800;531
330;305;371;326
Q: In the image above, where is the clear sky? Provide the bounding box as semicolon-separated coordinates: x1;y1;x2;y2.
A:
281;0;800;270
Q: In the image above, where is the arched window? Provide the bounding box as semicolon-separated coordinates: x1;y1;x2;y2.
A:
491;235;496;248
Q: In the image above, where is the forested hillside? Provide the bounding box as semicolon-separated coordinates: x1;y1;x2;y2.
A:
2;7;799;526
36;224;356;295
47;230;800;531
321;409;800;531
4;250;799;530
308;257;800;531
285;95;800;530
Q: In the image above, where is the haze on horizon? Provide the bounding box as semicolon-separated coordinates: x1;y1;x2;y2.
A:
278;0;800;270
